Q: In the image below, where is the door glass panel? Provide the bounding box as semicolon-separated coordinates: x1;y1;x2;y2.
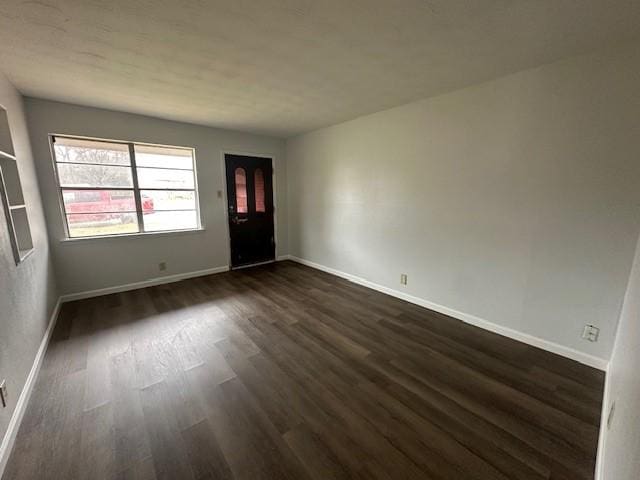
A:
235;168;248;213
254;169;265;213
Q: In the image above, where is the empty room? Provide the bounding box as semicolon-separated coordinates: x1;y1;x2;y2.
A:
1;1;639;479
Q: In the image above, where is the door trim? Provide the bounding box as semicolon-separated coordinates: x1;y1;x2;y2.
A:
231;259;276;270
220;150;278;269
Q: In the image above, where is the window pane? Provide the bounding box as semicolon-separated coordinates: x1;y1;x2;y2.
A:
235;168;247;213
54;137;130;165
57;163;133;188
62;189;136;213
134;145;193;170
143;210;198;232
254;169;265;213
137;167;194;189
140;190;195;211
67;212;139;237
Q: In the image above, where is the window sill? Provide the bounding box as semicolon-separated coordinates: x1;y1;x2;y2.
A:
60;227;206;244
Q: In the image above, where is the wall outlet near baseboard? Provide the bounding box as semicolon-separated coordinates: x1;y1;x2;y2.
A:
0;379;7;407
582;324;600;342
400;274;408;285
159;262;167;271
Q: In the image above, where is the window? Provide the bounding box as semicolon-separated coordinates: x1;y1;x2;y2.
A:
235;167;248;213
51;135;200;238
254;168;265;213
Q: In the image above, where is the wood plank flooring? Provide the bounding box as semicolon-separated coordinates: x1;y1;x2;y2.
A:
3;261;605;480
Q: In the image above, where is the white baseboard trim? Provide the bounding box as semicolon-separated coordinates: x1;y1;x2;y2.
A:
232;259;276;270
276;254;291;261
594;370;612;480
0;297;62;479
287;255;608;371
60;265;230;302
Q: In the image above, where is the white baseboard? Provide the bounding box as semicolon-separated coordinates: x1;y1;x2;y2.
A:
60;265;230;302
232;260;276;270
287;255;608;371
595;370;612;479
0;298;62;479
276;254;291;261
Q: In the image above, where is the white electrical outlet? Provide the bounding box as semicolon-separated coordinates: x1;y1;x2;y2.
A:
582;324;600;342
400;274;408;285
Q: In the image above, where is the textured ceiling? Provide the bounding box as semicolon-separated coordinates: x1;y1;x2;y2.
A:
1;1;639;137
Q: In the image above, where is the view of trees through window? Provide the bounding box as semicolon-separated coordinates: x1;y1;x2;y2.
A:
52;136;199;238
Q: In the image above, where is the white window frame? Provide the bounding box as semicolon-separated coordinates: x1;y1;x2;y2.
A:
49;134;202;239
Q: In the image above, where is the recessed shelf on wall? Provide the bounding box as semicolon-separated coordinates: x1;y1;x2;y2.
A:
0;104;34;265
0;106;15;159
0;156;23;207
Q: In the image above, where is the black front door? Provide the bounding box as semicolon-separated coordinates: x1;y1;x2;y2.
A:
225;154;275;268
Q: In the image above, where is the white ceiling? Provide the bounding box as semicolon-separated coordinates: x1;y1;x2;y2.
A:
1;1;639;137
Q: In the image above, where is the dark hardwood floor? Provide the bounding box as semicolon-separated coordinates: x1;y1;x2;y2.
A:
4;261;604;480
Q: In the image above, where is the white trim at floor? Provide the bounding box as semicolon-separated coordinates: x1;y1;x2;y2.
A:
232;259;276;270
60;265;230;302
283;255;609;371
594;370;612;480
0;298;62;479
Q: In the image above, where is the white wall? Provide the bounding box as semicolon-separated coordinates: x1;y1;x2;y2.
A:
0;74;58;472
598;231;640;479
25;99;287;295
286;42;640;362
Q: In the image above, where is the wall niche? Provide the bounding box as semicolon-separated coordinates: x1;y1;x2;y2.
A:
0;105;33;263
